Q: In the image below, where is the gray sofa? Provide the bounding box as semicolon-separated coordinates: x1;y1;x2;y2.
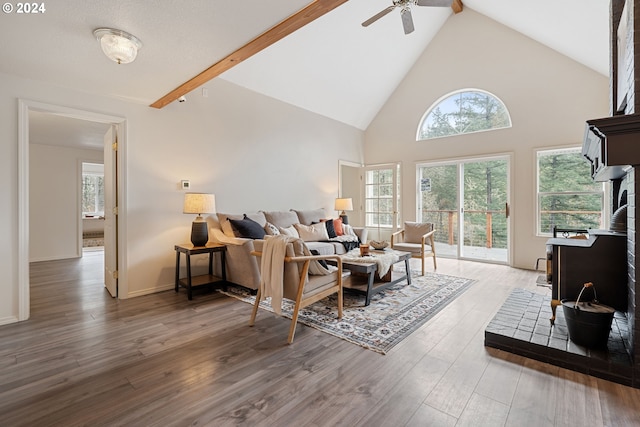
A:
209;208;367;290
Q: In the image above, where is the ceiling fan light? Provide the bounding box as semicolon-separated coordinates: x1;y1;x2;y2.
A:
94;28;142;64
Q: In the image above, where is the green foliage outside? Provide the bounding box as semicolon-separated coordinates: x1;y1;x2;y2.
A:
463;160;508;248
419;91;511;140
537;150;603;233
420;164;458;245
82;175;104;215
420;160;508;249
418;149;603;252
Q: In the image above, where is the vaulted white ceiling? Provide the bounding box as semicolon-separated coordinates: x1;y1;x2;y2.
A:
3;0;609;145
222;0;609;130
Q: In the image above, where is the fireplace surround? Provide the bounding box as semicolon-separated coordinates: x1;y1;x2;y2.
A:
486;0;640;388
486;114;640;388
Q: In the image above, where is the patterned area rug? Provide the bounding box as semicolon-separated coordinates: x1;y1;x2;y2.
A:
221;270;475;354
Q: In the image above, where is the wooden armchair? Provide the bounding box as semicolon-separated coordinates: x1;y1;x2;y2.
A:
391;221;437;275
250;239;347;344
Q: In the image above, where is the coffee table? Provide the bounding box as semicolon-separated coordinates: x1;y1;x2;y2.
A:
338;250;412;306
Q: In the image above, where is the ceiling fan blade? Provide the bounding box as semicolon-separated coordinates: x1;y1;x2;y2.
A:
416;0;453;6
362;5;396;27
401;8;415;34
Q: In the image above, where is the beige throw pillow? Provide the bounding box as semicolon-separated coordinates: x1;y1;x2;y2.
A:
294;223;329;242
279;225;300;238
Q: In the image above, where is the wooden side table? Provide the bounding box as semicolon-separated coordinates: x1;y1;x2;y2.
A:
174;243;227;300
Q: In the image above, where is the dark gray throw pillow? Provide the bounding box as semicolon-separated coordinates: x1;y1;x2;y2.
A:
324;219;337;238
229;215;266;239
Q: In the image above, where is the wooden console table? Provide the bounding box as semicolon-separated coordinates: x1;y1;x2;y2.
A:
174;243;226;300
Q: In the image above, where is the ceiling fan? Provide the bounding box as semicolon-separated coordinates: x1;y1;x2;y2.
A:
362;0;453;35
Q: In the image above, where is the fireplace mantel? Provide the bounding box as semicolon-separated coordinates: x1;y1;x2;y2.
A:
583;113;640;181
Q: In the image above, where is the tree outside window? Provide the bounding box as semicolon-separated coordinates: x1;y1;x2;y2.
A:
537;148;603;235
417;89;511;140
82;162;104;217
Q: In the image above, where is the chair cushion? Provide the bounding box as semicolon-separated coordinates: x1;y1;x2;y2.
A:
302;271;342;298
392;242;431;254
404;222;433;243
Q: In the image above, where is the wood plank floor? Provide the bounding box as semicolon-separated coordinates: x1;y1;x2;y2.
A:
1;250;639;426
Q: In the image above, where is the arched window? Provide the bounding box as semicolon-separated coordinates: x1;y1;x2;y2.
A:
417;89;511;140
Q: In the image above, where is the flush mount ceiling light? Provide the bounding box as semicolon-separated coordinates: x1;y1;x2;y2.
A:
93;28;142;64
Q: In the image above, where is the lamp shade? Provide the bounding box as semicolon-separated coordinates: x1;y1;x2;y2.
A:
183;193;216;215
334;198;353;212
183;193;215;247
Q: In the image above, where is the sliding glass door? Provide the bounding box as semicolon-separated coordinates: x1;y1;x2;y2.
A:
417;163;458;257
418;156;510;263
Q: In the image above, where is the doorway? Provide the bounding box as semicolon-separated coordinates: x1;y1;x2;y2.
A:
18;100;127;321
417;155;511;264
81;161;105;251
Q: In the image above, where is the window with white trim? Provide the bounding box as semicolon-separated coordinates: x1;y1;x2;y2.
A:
364;165;400;230
417;89;511;140
82;162;104;217
536;147;604;235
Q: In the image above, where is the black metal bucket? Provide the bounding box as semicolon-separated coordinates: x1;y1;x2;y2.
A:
561;282;615;348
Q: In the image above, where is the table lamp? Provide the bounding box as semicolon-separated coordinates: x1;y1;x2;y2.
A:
183;193;216;246
335;197;353;225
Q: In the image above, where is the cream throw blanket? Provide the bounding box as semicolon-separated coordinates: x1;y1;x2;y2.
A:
259;235;334;315
342;248;400;277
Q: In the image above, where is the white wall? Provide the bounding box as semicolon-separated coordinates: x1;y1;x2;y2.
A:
29;143;103;261
364;9;609;270
0;72;363;323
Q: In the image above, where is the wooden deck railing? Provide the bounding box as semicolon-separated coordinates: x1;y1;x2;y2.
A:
423;209;505;248
423;209;601;249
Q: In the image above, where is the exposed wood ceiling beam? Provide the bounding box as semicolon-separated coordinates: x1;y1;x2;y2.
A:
452;0;463;14
150;0;349;109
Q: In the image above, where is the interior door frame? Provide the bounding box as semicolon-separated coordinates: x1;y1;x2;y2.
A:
18;99;128;321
